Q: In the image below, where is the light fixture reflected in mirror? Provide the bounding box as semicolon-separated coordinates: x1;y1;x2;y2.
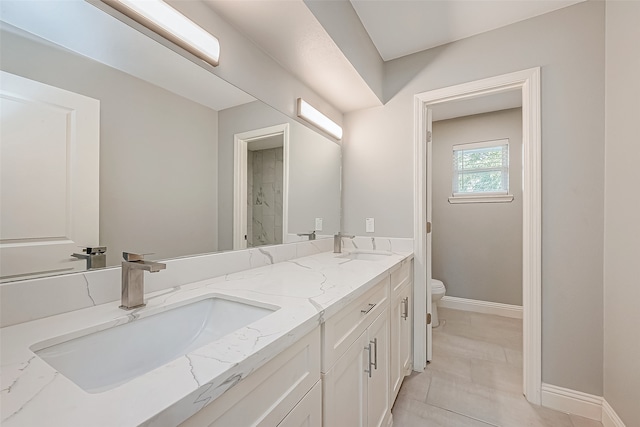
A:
297;98;343;140
101;0;220;67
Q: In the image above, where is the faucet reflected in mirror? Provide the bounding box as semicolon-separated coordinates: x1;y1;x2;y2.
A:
120;252;166;310
71;246;107;270
297;231;316;241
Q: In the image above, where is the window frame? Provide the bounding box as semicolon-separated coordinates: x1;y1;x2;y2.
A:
448;138;514;204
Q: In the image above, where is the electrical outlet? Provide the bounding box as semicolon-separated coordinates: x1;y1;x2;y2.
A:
366;218;374;233
315;217;323;231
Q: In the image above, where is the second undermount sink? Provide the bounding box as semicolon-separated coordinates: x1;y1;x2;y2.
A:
339;250;393;261
33;297;277;393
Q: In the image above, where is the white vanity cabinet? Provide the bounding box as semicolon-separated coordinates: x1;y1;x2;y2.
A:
390;259;413;403
321;276;391;427
179;257;412;427
180;327;321;427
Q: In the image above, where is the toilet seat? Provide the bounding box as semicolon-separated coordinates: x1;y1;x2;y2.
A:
432;279;445;292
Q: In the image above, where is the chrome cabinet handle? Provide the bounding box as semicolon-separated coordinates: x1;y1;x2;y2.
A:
361;303;376;314
365;343;372;377
402;296;409;320
370;338;378;370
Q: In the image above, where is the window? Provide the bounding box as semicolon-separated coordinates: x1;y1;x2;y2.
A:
449;139;513;203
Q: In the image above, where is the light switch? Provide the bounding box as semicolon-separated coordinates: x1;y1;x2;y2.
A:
315;217;323;231
366;218;374;233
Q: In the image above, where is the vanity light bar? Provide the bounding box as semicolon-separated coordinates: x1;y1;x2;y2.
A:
297;98;343;140
102;0;220;67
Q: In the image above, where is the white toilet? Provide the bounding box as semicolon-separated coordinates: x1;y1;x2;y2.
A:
431;279;446;327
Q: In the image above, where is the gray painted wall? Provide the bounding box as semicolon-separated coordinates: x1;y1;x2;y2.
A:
343;1;605;395
218;101;341;251
1;28;219;266
603;1;640;425
432;109;522;306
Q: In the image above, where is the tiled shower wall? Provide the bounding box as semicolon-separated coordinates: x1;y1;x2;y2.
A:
247;147;283;247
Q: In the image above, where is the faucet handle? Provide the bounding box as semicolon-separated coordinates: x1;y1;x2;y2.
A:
82;246;106;255
123;252;146;262
335;232;355;239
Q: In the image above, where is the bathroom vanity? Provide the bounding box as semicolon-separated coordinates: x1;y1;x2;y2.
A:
0;241;413;426
1;2;415;425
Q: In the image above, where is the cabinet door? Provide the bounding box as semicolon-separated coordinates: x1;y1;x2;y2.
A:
390;292;404;402
367;310;390;427
399;284;413;376
278;380;322;427
323;330;369;427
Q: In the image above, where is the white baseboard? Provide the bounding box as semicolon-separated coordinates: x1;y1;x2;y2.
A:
540;384;628;427
541;383;602;421
602;399;626;427
438;296;523;319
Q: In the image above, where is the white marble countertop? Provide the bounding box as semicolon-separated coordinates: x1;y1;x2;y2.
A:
1;249;413;426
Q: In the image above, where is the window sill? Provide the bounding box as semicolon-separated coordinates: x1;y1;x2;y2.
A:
448;194;514;204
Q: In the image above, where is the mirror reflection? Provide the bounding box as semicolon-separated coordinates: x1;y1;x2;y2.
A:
0;1;341;282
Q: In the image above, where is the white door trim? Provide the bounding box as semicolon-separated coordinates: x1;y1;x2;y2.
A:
233;124;289;250
412;67;542;404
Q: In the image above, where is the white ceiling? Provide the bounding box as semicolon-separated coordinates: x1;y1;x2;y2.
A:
2;0;586;117
203;0;585;114
350;0;585;61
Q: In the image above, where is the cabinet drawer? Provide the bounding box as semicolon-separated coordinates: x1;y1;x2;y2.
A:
180;328;320;427
322;276;389;373
391;258;411;296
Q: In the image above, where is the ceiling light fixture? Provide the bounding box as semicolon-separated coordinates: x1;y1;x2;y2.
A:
101;0;220;67
296;98;343;140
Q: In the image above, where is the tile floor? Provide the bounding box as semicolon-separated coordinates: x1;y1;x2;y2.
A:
392;307;603;427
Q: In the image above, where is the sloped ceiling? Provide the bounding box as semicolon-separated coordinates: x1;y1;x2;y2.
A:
204;0;382;112
205;0;585;115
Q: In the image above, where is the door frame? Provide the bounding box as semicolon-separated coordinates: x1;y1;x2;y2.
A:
233;123;289;250
412;67;542;404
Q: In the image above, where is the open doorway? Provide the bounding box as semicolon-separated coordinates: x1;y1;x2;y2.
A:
413;68;541;404
431;96;523;321
233;124;289;250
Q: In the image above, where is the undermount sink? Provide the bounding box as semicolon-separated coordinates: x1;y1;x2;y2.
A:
339;250;393;261
33;297;277;393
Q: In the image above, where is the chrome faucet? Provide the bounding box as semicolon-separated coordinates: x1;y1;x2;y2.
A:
120;252;166;310
334;233;355;253
71;246;107;269
297;231;317;241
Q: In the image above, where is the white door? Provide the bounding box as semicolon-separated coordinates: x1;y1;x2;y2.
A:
323;330;368;427
426;107;433;361
367;311;390;427
0;71;99;280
